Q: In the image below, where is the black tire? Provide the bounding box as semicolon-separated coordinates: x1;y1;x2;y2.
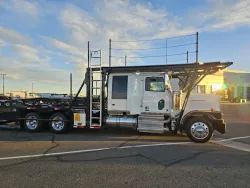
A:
186;117;214;143
49;112;69;133
24;112;43;132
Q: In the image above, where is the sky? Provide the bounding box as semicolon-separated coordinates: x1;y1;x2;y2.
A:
0;0;250;94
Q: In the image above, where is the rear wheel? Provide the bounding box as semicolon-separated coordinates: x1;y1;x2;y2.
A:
186;117;213;143
24;112;43;132
49;112;69;133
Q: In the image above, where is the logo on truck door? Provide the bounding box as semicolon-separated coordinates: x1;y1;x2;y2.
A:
145;106;149;111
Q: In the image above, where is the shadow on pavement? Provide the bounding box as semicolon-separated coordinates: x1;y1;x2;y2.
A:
0;125;188;143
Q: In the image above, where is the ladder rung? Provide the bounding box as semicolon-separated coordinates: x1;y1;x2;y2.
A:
92;87;100;89
92;117;100;119
92;102;100;104
91;57;101;59
90;67;100;69
93;80;101;81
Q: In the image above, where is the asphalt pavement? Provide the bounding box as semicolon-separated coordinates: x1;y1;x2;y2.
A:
0;103;250;188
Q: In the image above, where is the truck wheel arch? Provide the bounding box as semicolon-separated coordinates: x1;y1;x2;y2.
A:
181;111;213;129
181;110;224;134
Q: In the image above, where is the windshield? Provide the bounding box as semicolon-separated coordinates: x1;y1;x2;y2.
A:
145;77;165;92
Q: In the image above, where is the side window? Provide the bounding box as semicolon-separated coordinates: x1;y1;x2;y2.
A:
112;76;128;99
145;77;165;92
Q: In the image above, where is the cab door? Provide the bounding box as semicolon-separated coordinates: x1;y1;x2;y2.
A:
142;76;168;113
108;75;128;112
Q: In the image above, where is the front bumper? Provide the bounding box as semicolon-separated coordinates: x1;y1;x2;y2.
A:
212;119;226;134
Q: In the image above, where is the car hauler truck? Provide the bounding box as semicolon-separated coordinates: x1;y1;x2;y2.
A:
0;49;232;143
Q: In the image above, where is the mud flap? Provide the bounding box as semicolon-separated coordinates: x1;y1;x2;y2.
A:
212;119;226;134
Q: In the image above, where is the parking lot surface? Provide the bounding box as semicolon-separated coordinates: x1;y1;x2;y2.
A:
0;103;250;188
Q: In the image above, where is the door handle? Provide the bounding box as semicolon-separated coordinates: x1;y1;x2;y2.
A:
112;104;115;106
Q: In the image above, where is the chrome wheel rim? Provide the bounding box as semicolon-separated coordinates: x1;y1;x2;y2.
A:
191;122;209;140
51;116;64;131
26;116;38;130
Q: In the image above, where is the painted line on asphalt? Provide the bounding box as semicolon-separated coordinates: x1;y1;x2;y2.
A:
212;136;250;153
0;141;193;161
213;135;250;142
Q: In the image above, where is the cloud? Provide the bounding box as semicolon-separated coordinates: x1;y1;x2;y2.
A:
0;38;6;47
0;26;31;44
42;36;87;58
11;44;48;64
59;1;179;43
98;0;168;36
1;0;250;93
12;44;37;54
0;54;72;92
0;0;40;18
60;4;99;45
193;0;250;31
58;1;200;67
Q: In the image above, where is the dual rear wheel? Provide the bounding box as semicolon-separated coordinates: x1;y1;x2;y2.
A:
24;112;69;133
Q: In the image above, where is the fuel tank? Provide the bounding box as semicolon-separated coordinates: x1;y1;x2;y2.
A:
104;115;137;129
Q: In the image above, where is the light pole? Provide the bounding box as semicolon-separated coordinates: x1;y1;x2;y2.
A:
70;73;72;100
0;74;6;95
32;83;35;97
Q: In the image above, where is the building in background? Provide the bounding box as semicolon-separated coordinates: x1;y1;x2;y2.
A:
224;70;250;101
196;70;224;95
170;68;250;101
195;69;250;101
6;91;29;99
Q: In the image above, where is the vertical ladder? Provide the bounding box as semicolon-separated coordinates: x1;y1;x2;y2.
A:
89;50;102;128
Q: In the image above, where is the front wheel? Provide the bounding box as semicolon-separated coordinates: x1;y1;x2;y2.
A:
186;117;214;143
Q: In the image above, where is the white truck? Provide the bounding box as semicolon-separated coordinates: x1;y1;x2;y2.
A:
0;50;232;143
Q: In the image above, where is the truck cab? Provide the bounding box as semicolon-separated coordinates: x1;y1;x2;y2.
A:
104;67;227;143
107;72;172;115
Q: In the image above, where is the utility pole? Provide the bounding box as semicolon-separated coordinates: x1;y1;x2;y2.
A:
109;39;111;67
125;55;127;66
0;74;6;95
166;39;168;64
196;32;198;63
87;41;90;68
70;73;73;100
